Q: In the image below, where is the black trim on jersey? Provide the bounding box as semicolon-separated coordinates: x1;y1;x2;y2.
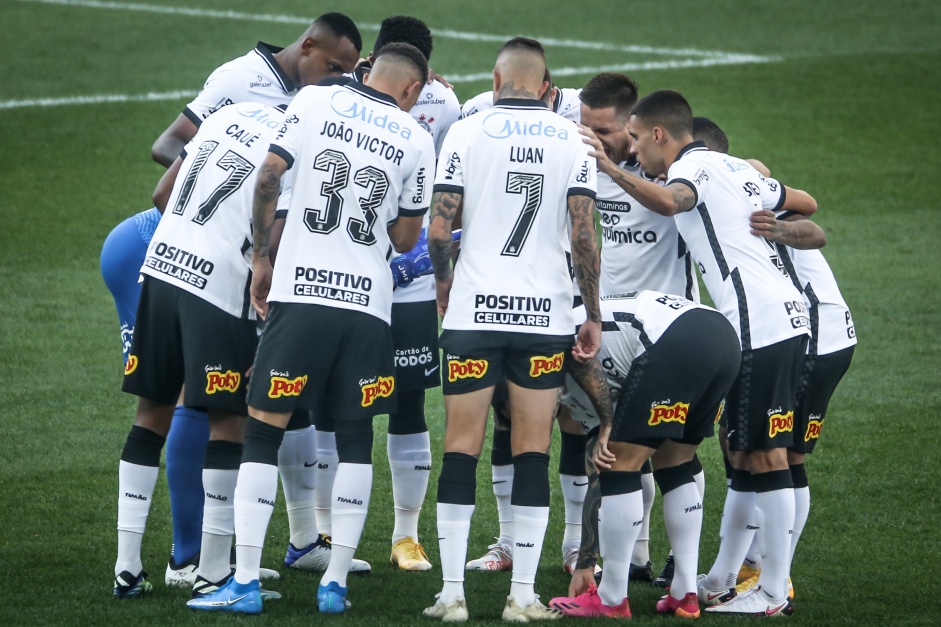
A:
434;183;464;195
601;321;620;333
674;141;708;162
803;282;821;357
494;98;549;109
677;234;695;301
268;144;294;169
274;209;288;219
771;185;787;212
567;187;597;200
697;204;730;280
612;312;653;351
398;206;429;218
776;243;805;294
777;210;799;221
552;89;562;113
344;82;398;108
183;108;203;127
180;147;188;160
254;42;296;93
730;267;752;351
670;178;699;209
240;237;252;256
350;61;370;83
241;270;253;320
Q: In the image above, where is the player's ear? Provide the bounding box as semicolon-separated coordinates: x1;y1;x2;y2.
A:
538;80;550;100
492;69;501;96
404;80;422;108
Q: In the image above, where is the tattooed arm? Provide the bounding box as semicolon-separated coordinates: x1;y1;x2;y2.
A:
569;429;601;595
250;152;287;319
750;211;827;249
428;190;464;317
569;193;602;361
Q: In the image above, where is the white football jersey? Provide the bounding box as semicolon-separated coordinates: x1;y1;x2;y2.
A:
561;291;717;433
461;88;582;123
435;98;597;335
597;158;699;300
668;142;810;350
184;43;297;127
142;102;285;319
267;83;436;323
776;240;857;356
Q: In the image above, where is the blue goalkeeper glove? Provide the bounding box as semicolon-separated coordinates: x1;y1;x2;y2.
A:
390;228;462;288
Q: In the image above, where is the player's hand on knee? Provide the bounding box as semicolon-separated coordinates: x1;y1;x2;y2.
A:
593;424;616;470
568;567;597;597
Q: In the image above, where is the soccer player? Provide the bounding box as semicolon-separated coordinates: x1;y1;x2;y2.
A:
695;119;857;598
187;43;435;615
422;37;601;623
547;291;740;618
100;12;363;588
112;100;286;599
295;16;461;573
460;77;582;122
580;89;817;616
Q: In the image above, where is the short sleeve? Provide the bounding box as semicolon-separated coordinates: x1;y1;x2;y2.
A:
666;158;703;208
434;126;466;195
268;91;308;170
757;172;786;212
183;65;246;127
398;132;436;217
566;140;597;199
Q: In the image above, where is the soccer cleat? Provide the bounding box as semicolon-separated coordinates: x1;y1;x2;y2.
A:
191;572;281;601
697;573;736;606
165;554;199;588
503;596;564;623
317;581;351;614
737;573;795;600
113;570;153;599
629;560;654;583
653;555;675;589
465;541;513;571
549;584;631;618
423;593;469;622
391;537;432;571
285;534;372;572
705;586;794;616
737;562;761;584
562;541;579;575
186;577;263;614
656;592;701;619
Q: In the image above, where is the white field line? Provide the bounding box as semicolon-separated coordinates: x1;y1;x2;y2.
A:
4;0;778;110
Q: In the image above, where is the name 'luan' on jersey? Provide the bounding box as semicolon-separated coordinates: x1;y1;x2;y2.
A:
266;82;436;324
434;98;596;336
141;102;285;320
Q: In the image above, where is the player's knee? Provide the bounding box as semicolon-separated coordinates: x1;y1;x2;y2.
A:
335;420;373;464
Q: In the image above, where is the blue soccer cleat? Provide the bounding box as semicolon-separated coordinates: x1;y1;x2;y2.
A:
318;581;351;614
113;570;153;599
186;576;263;614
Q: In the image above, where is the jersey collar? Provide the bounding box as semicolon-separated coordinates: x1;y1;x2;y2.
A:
675;140;708;162
344;81;399;108
254;42;297;94
494;97;549;109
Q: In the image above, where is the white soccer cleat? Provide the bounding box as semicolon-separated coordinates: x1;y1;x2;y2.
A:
165;556;198;588
285;534;371;573
465;541;513;571
502;596;563;623
697;573;737;606
705;586;794;616
423;593;469;622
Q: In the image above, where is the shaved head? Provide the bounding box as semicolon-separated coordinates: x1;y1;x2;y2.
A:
493;37;548;101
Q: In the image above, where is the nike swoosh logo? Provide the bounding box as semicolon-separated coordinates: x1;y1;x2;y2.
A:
706;591;728;601
425;366;440;376
766;602;788;616
304;461;317;467
573;481;589;486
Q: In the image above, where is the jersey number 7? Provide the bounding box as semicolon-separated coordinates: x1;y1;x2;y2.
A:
502;172;544;256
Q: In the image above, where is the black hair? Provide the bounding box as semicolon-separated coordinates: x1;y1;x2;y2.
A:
375;42;429;84
692;116;729;153
630;89;693;138
579;73;639;119
498;36;546;59
315;12;363;52
374;15;433;61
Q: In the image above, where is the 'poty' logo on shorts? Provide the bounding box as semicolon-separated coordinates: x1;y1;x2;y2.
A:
804;414;823;441
268;375;308;398
124;355;138;376
768;411;794;437
447;359;488;382
648;401;690;426
206;370;241;394
529;352;564;377
361;375;394;407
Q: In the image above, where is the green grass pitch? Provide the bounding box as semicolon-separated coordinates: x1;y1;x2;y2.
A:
1;0;940;624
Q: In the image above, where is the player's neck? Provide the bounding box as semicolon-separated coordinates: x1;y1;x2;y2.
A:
273;46;300;87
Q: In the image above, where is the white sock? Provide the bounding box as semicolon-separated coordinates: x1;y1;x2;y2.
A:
755;488;795;601
278;426;319;548
744;533;762;570
509;505;550;607
115;460;159;576
200;468;238;582
437;502;474;603
597;491;642;607
559;473;587;547
314;431;338;536
492;464;514;545
706;489;757;590
662;482;703;598
322;462;372;588
233;461;278;584
693;469;706;500
791;486;810;564
632;471;655;566
388;432;431;543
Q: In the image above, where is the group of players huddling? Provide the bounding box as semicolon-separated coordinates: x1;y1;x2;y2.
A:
101;11;856;622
